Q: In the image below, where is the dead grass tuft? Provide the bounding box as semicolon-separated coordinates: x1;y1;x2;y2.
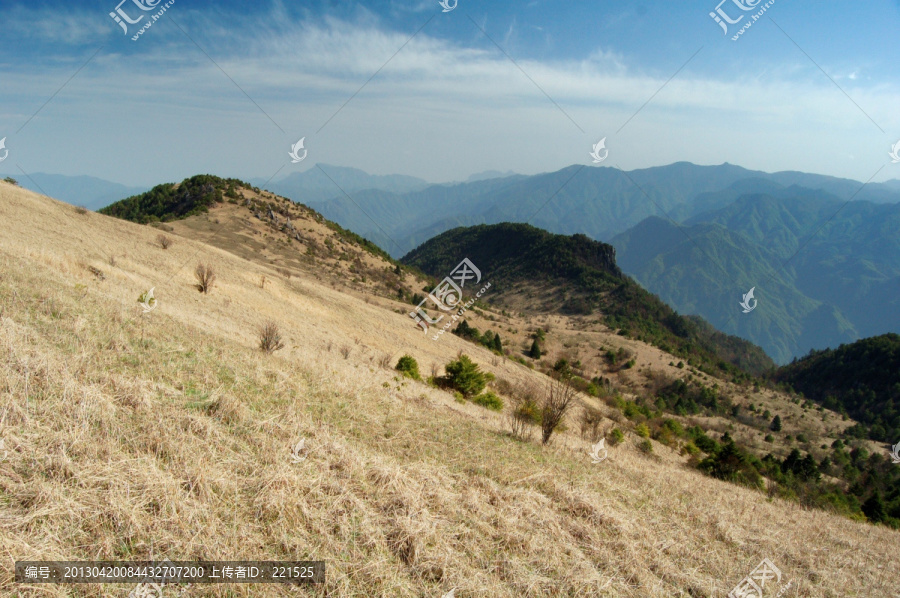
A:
194;262;216;294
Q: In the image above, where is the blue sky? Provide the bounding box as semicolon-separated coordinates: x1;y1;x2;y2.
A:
2;0;900;186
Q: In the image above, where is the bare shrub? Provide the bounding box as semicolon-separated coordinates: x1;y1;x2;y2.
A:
157;234;173;249
379;353;392;369
195;263;216;294
430;363;440;379
74;205;88;215
340;345;351;359
258;321;285;354
541;365;578;444
259;275;267;289
580;404;604;442
494;377;514;396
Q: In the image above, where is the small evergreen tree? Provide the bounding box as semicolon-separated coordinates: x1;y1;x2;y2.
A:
529;339;542;359
771;414;782;431
862;492;886;523
442;355;487;398
395;355;421;380
492;333;503;353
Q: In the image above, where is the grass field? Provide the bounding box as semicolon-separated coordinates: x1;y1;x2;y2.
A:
1;180;897;597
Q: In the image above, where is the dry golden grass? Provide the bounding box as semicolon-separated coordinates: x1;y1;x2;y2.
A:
1;181;898;597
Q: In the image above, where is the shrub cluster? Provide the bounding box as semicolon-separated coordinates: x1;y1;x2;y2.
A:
453;320;503;353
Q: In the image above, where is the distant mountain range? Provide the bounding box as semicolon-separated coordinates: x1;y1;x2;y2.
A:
612;188;900;363
291;162;900;258
285;162;900;364
249;164;432;205
0;173;148;211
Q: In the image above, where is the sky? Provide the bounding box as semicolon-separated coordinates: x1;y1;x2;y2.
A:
2;0;900;187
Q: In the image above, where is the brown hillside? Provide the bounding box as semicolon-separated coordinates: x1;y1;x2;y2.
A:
0;179;896;597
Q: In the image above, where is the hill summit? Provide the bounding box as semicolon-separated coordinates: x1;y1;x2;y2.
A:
403;223;775;377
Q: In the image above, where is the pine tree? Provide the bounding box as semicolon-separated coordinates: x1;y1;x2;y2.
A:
454;320;472;339
771;414;782;432
862;491;886;523
529;339;542;359
492;334;503;353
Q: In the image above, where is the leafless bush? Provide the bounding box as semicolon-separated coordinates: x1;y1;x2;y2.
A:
541;367;578;445
379;353;392;369
157;234;173;249
340;345;351;359
494;377;514;396
258;321;285;354
580;404;604;442
259;275;267;289
74;205;88;215
195;263;216;294
430;363;440;379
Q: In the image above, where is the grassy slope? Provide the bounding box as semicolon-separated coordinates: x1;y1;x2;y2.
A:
0;181;897;597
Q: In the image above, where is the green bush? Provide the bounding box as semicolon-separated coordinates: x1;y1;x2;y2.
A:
515;398;542;424
442;355;487;398
395;355;421;380
682;441;700;456
635;423;651;438
473;391;504;411
608;428;625;445
638;439;653;453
